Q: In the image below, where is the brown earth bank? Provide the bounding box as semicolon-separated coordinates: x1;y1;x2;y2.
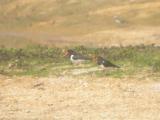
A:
0;75;160;120
0;0;160;48
0;27;160;48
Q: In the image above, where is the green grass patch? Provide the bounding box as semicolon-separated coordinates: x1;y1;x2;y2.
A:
0;45;159;78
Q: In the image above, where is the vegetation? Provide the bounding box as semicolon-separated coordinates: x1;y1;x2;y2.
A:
0;45;159;78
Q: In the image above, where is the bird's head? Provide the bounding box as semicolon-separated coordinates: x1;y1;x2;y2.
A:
92;56;105;65
64;49;75;57
93;55;103;61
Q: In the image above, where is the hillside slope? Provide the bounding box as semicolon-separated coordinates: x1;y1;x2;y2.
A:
0;0;160;47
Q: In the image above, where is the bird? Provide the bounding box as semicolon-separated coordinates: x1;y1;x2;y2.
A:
65;49;91;64
96;56;120;69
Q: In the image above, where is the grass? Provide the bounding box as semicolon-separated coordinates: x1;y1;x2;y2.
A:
0;45;159;78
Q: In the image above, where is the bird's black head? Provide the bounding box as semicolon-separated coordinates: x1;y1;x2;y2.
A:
97;56;104;61
94;56;105;65
64;49;76;57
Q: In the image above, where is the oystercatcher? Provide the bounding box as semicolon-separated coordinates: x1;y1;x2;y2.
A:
65;49;91;64
96;56;120;69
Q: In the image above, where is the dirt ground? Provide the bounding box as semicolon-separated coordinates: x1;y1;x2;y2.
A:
0;75;160;120
1;27;160;48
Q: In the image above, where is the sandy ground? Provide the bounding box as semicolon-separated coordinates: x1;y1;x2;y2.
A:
0;75;160;120
0;27;160;47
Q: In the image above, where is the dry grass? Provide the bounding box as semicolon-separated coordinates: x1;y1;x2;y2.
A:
0;0;160;47
0;28;160;48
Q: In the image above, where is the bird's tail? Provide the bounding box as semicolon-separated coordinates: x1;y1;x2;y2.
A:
112;64;120;68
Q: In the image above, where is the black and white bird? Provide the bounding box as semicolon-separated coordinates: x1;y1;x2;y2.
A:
65;49;91;64
96;56;120;69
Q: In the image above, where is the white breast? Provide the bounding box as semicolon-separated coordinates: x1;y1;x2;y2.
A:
70;55;74;62
70;55;85;64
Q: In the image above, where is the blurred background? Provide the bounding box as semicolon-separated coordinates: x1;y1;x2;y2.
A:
0;0;160;47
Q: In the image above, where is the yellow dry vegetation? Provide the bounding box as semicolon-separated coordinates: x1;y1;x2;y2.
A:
0;0;160;47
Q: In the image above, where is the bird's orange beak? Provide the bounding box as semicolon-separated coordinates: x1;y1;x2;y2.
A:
64;52;68;57
64;50;69;57
62;49;68;57
92;55;98;62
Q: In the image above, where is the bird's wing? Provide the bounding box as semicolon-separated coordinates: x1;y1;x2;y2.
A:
103;59;119;68
73;54;91;60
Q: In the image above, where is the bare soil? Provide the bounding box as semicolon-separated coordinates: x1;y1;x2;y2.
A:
0;75;160;120
1;26;160;48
